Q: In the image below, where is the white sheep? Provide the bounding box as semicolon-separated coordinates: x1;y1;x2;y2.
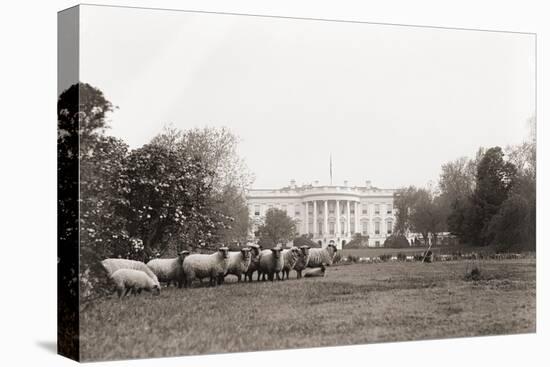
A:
182;247;230;287
245;244;262;282
258;247;285;281
223;248;252;283
110;268;161;298
405;255;414;262
101;258;160;287
281;247;301;280
307;244;337;268
146;250;190;288
304;264;326;278
293;246;310;279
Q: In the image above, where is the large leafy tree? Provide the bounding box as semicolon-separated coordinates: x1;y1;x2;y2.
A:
151;126;253;244
59;83;131;304
123;143;219;256
468;147;517;246
256;208;296;247
394;186;447;245
438;150;483;239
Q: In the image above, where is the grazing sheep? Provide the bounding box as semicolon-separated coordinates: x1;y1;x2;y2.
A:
110;268;161;298
258;247;285;281
223;248;252;283
304;264;326;278
293;246;310;279
101;258;160;287
281;247;301;280
146;250;190;288
244;244;262;282
182;247;230;287
307;244;337;268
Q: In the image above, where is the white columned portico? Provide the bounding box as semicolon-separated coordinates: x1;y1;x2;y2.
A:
313;201;318;235
305;202;309;234
324;200;328;237
346;200;351;237
336;200;341;237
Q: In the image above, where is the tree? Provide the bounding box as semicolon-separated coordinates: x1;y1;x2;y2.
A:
59;83;130;305
394;186;447;246
469;147;517;246
122;142;219;257
256;208;296;247
490;118;536;251
487;174;535;252
438;153;480;239
151;126;253;244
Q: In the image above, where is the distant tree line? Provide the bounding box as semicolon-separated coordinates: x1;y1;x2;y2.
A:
394;118;535;252
58;83;253;301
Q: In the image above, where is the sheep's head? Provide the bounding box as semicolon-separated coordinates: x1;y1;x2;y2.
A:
248;245;261;257
241;248;251;260
290;247;301;260
270;247;283;259
327;244;337;255
299;245;310;257
152;284;161;295
177;250;190;264
218;247;230;259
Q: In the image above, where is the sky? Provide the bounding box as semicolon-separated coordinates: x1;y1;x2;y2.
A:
77;5;536;190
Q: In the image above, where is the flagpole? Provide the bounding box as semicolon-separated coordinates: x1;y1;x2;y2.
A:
330;154;333;185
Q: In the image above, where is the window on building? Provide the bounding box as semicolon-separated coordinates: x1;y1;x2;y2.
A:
295;210;300;217
375;204;380;215
361;221;368;235
387;203;392;214
350;205;355;214
387;220;393;234
351;223;355;233
341;205;345;215
308;206;313;215
254;205;260;216
329;203;334;214
341;221;345;234
362;203;368;215
375;221;380;234
318;222;323;235
375;241;380;247
329;222;335;235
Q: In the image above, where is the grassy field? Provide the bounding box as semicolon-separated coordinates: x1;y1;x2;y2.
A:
80;259;536;362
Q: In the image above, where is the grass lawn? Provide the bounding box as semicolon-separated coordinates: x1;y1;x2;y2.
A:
80;258;536;362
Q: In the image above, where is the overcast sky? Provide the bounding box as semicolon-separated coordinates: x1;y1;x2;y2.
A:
78;5;535;189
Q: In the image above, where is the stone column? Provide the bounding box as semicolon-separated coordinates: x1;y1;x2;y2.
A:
346;200;351;237
336;200;341;236
355;201;359;234
313;201;318;236
305;202;309;235
324;200;328;237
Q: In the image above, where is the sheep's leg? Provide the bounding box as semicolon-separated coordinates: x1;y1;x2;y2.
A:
117;287;123;298
275;272;281;281
123;287;132;298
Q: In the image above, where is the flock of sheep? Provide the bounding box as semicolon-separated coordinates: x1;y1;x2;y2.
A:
101;244;338;298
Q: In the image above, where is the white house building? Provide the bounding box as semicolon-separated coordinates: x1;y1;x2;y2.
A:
246;180;396;249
